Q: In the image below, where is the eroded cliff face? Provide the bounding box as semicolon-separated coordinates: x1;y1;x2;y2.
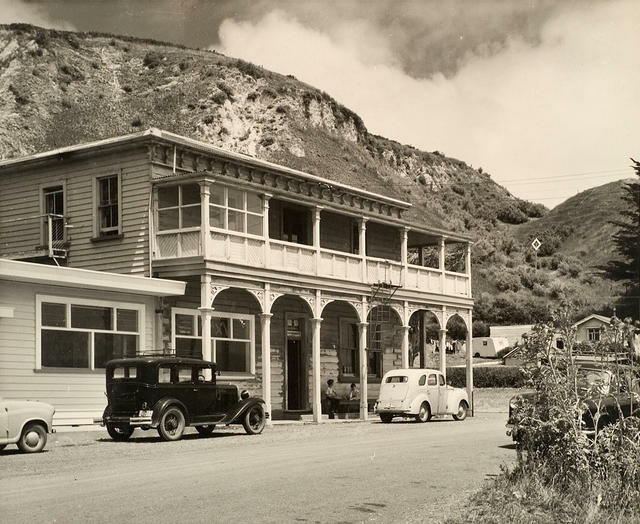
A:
0;24;534;234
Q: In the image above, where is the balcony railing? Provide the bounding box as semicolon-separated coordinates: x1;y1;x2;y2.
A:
153;229;471;297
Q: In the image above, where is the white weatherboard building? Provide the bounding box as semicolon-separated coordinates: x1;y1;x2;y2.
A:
0;129;475;423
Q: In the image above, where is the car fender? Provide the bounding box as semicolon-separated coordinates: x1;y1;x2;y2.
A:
409;393;431;415
445;388;469;412
0;417;50;445
226;397;265;424
151;397;190;426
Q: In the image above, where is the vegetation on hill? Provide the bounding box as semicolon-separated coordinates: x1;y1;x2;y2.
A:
0;24;632;326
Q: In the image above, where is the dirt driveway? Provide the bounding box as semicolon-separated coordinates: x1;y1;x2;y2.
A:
0;412;514;523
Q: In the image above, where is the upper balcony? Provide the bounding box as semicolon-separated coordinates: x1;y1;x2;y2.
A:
151;179;471;298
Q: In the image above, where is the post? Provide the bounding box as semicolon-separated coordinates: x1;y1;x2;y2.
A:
439;327;447;376
359;218;367;282
401;227;409;287
199;182;210;257
401;301;410;368
311;317;323;422
313;206;322;275
419;311;426;368
439;236;446;293
260;313;273;422
199;274;213;361
263;194;271;268
466;309;474;416
358;322;369;420
466;242;472;297
47;215;53;258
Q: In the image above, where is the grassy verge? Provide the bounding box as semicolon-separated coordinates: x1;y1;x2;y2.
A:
447;466;640;524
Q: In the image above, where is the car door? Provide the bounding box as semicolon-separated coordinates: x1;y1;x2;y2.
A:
0;398;8;442
438;374;448;413
173;365;197;418
426;373;440;415
192;365;217;422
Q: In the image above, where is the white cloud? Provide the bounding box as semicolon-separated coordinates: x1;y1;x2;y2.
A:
217;3;640;206
0;0;75;30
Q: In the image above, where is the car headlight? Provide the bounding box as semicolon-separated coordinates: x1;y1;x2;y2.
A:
240;390;250;400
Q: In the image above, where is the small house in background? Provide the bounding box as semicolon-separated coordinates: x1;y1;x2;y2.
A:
489;324;533;347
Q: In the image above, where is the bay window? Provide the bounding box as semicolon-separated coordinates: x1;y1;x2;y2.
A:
209;184;263;236
157;183;201;231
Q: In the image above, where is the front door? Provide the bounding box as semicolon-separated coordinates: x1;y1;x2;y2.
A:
286;317;307;410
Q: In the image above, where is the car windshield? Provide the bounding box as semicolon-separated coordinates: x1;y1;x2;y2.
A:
111;366;137;379
386;376;408;383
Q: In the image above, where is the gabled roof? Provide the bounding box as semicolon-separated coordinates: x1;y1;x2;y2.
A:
573;314;610;328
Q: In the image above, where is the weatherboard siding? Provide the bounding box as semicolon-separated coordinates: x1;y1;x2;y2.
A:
0;148;151;275
0;280;156;425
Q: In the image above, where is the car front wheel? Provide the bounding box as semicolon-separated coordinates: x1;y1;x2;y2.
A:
158;406;186;441
242;404;266;435
416;402;431;423
195;424;216;436
379;413;393;423
453;401;468;421
106;423;134;441
17;423;47;453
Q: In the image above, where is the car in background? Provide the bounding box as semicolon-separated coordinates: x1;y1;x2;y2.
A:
507;364;640;440
97;357;267;442
375;368;469;423
0;397;55;453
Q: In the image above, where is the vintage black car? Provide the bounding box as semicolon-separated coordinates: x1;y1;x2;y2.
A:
98;357;267;442
507;364;640;440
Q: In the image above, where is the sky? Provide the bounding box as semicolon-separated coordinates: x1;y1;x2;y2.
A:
1;0;639;208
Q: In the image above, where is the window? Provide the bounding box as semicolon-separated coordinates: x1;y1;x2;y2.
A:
427;374;437;386
339;320;359;376
37;296;143;370
42;185;65;243
385;376;407;383
171;309;255;374
556;338;565;350
158;366;171;383
587;328;601;342
158;183;201;231
212;313;254;373
210;184;263;236
282;207;309;244
418;374;426;386
177;366;193;383
367;323;383;379
97;175;119;236
439;375;445;386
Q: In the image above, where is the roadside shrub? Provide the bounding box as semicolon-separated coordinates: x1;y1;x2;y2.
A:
446;366;525;388
496;201;528;224
216;81;234;100
143;52;163;69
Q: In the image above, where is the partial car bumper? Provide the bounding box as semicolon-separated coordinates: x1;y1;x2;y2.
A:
96;414;154;427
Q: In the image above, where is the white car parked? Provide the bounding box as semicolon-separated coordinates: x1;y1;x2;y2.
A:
0;397;55;453
375;369;469;423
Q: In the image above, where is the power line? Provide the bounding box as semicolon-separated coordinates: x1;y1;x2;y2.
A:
495;169;631;185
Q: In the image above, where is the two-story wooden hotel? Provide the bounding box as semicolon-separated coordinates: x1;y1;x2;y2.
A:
0;128;474;424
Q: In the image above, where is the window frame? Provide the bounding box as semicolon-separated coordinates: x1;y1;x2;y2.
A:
35;294;145;372
209;183;264;238
156;183;202;233
39;181;66;245
171;308;256;378
94;173;122;237
338;317;359;380
587;328;601;342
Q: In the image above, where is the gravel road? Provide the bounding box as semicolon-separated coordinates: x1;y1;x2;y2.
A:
0;412;514;523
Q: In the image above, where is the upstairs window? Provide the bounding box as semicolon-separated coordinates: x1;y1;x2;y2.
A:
209;184;263;236
97;175;119;236
158;183;201;231
42;185;65;243
587;328;601;342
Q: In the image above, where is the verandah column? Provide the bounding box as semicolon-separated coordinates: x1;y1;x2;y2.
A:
262;193;272;268
358;321;368;420
199;273;213;361
466;309;474;416
311;316;323;422
313;206;322;275
359;218;368;283
199;181;210;258
260;312;273;423
439;305;447;376
401;227;409;287
401;301;410;368
439;236;446;293
466;242;472;297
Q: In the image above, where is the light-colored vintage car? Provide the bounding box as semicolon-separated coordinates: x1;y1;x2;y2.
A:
375;369;469;423
0;397;55;453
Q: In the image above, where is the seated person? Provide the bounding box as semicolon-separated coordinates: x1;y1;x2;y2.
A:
348;382;359;400
325;379;340;418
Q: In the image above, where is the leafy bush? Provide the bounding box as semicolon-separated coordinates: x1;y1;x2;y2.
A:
517;266;549;289
446;366;525;388
143;52;163;69
496;201;529;224
494;270;521;292
233;58;265;79
472;320;489;337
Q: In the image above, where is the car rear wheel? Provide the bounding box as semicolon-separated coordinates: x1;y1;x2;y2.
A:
242;404;266;435
453;401;468;421
195;424;216;436
379;413;393;424
158;406;186;441
17;423;47;453
0;444;7;451
416;402;431;423
106;423;134;441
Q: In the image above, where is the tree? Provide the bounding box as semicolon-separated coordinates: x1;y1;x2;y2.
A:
603;159;640;318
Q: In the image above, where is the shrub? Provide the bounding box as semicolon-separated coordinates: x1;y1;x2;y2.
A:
233;58;264;79
143;52;163;69
518;266;549;289
496;201;528;224
202;115;214;125
216;81;234;100
494;270;521;292
446;366;525;388
275;104;289;114
122;85;132;93
260;136;275;147
472;320;489;337
8;85;29;105
130;116;143;127
210;91;227;105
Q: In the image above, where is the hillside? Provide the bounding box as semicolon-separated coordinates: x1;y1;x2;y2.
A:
0;24;629;327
